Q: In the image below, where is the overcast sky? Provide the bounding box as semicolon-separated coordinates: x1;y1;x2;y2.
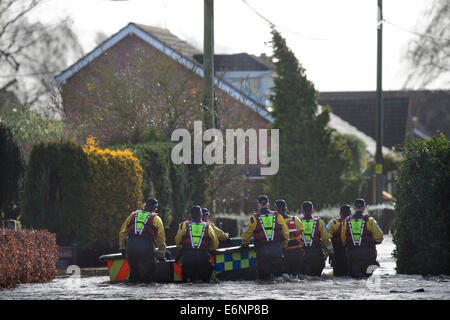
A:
31;0;437;92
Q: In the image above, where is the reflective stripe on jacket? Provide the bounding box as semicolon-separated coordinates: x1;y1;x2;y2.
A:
253;209;284;246
183;221;211;250
128;210;157;237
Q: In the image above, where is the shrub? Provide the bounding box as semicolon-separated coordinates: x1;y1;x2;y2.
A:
125;142;192;229
83;137;143;252
0;229;58;289
393;134;450;275
0;124;25;220
21;141;90;247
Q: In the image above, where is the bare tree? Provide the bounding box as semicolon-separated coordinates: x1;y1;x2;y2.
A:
405;0;450;89
0;0;83;107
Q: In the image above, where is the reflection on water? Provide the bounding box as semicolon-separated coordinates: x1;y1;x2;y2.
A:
1;236;449;300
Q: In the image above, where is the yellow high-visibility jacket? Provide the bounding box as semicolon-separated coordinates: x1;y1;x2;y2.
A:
119;211;167;258
303;218;334;254
241;213;289;248
175;221;219;251
341;215;384;247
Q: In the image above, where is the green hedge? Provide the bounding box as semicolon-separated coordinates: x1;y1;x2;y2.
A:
21;139;143;266
393;134;450;275
21;141;90;247
0;124;25;220
127;143;192;232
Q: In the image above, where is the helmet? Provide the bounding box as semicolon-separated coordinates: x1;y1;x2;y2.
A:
189;205;202;221
340;204;351;217
302;201;313;213
144;198;158;211
354;198;366;209
274;199;286;212
202;208;210;221
257;195;269;206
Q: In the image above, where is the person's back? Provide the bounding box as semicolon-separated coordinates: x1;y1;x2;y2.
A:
341;198;384;278
119;198;166;283
300;201;334;277
241;195;289;280
175;206;218;282
275;199;305;277
326;204;351;276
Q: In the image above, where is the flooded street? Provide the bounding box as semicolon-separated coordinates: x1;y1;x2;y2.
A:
1;236;449;300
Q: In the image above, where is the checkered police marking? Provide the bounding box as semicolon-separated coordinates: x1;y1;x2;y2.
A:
215;249;257;273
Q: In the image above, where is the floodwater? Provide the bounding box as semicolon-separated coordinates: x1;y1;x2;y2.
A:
1;236;449;300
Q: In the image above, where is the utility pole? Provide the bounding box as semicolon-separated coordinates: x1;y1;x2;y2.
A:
203;0;215;130
375;0;384;204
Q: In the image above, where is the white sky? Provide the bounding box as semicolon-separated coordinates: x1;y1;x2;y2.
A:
30;0;438;92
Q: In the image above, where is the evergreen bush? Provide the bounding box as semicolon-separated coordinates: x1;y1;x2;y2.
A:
393;134;450;275
0;124;25;220
21;141;90;247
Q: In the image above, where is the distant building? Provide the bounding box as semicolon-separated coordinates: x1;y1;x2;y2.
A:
318;90;450;149
193;53;274;108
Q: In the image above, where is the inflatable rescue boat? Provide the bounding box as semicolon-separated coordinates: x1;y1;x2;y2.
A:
99;238;259;282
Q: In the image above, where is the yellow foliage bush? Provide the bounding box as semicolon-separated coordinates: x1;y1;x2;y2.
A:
83;137;143;250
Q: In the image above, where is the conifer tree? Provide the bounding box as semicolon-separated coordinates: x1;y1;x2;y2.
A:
266;28;360;210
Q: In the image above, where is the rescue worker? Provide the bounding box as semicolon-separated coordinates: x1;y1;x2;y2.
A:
202;208;230;242
275;199;305;277
300;201;334;276
119;198;167;283
175;205;219;282
326;204;352;276
241;195;289;280
341;198;384;278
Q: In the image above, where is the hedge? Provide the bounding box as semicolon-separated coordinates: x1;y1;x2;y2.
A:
0;229;58;289
21;141;90;247
83;137;143;252
122;143;193;230
0;124;25;220
21;138;143;266
393;134;450;275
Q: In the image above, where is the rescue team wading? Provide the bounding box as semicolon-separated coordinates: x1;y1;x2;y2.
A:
118;195;383;283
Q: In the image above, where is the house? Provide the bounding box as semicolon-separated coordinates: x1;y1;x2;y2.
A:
193;53;274;108
318;90;450;149
55;22;273;136
54;22;274;215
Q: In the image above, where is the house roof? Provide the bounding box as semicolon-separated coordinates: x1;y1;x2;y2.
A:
193;53;273;72
318;91;410;149
318;90;450;149
54;22;273;122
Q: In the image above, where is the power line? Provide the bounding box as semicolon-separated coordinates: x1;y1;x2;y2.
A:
242;0;450;42
241;0;373;41
384;19;450;42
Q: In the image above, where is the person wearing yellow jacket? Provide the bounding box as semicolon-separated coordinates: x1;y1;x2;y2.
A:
175;206;218;282
341;198;384;278
118;198;167;283
300;201;334;277
202;208;230;242
326;204;352;276
275;199;306;277
241;195;289;280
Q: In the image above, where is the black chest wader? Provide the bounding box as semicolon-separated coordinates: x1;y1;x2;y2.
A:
126;212;156;283
346;218;378;278
181;222;213;283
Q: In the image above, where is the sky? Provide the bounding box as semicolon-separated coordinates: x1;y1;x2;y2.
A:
30;0;437;92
